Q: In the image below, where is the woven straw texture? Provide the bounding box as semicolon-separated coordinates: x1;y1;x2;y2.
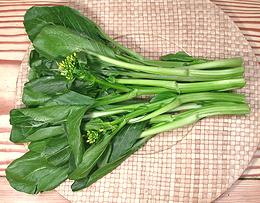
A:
16;0;260;202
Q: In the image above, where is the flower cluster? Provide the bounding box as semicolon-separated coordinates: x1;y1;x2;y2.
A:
58;53;77;80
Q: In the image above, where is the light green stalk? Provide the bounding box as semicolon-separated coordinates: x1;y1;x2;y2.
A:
140;103;250;137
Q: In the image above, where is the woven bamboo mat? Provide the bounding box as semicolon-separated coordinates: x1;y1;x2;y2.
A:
15;0;260;202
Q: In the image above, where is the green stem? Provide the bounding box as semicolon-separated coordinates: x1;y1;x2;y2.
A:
132;92;246;122
94;87;170;107
94;53;189;76
88;96;186;119
115;78;245;93
94;89;139;107
115;67;244;81
94;77;130;92
140;103;250;137
90;52;243;75
176;57;243;70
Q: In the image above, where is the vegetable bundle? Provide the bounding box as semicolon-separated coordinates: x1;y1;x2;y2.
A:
6;6;250;194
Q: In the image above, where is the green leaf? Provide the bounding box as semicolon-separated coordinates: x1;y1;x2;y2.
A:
160;51;195;62
69;122;125;180
64;106;87;167
22;76;70;106
25;125;64;142
28;50;59;81
70;79;99;98
68;132;113;180
10;106;73;127
43;91;94;106
6;151;69;194
96;144;112;168
109;122;146;162
41;135;71;166
33;25;115;59
24;6;109;43
24;6;143;60
160;51;209;65
72;132;149;191
29;134;71;166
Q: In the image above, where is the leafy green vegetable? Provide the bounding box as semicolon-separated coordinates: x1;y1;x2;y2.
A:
6;151;69;194
64;106;87;166
72;122;148;191
22;76;70;106
6;5;250;195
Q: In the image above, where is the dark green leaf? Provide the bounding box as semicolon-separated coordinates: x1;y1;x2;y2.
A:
10;106;74;127
109;122;146;162
24;6;143;60
43;91;94;106
28;50;59;81
69;122;125;180
24;6;109;43
72;135;150;191
41;135;71;166
22;76;70;106
29;134;71;166
25;125;64;142
65;106;87;167
160;51;195;62
6;151;69;194
68;132;112;180
33;25;115;59
96;144;112;168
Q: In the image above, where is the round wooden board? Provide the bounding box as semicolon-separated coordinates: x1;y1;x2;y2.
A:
17;0;260;202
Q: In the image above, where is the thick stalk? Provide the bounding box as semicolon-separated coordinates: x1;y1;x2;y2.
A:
115;78;245;93
140;103;250;137
132;92;246;122
130;103;203;123
87;96;188;119
94;90;140;107
115;67;244;81
90;52;243;74
176;57;243;70
94;87;170;107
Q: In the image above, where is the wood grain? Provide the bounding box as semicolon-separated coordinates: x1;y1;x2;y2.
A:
1;177;260;203
0;177;69;203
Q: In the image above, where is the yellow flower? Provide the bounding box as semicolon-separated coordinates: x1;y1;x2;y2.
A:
57;53;77;80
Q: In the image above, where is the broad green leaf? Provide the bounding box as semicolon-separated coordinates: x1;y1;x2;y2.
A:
24;6;109;43
22;76;70;106
33;25;115;59
72;134;149;191
69;122;125;180
10;125;65;143
44;91;94;107
65;106;87;167
28;50;59;81
29;134;71;166
6;151;69;194
10;106;73;126
109;122;146;162
41;135;71;166
68;132;112;180
24;6;143;60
